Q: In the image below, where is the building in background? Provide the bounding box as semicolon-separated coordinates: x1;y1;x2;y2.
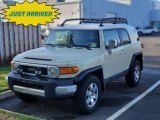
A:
0;1;7;22
50;0;160;29
150;1;160;29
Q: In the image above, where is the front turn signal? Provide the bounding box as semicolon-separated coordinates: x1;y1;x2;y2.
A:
59;66;78;75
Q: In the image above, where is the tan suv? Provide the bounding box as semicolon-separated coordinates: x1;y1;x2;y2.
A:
7;18;143;114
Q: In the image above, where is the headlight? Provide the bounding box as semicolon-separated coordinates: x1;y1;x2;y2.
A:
11;62;19;74
48;66;60;78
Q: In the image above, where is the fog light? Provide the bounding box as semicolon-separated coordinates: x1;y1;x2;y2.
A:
17;66;23;75
11;62;19;74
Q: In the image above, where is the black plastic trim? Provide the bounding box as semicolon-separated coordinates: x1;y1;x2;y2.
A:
8;72;75;99
130;52;143;70
73;66;102;83
61;18;128;27
104;69;129;82
24;57;52;61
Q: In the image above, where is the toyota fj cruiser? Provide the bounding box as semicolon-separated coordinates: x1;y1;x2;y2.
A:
7;18;143;114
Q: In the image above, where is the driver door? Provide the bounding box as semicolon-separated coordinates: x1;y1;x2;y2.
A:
103;29;125;80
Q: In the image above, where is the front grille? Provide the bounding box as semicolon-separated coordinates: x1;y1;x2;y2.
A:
20;65;48;76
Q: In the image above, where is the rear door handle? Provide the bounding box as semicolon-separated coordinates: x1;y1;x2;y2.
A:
120;49;125;54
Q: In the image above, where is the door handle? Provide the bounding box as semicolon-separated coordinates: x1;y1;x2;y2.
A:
120;49;125;54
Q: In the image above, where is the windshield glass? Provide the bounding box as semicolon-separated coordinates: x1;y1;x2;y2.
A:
45;29;100;48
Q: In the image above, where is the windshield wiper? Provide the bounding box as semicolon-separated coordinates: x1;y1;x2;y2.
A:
44;44;55;47
44;44;92;50
70;45;92;50
45;44;69;48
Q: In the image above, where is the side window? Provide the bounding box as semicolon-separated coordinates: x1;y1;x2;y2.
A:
119;29;130;45
103;29;121;48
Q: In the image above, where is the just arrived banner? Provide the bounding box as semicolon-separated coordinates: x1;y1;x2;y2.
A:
1;0;61;26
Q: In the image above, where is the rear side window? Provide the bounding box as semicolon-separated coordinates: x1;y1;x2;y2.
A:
144;26;153;29
119;29;131;45
103;29;121;47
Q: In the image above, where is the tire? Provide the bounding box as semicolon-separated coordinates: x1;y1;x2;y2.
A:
125;60;141;87
73;75;101;114
151;31;156;36
15;92;37;103
138;32;142;36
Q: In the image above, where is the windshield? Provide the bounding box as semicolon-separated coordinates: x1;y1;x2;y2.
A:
45;29;100;48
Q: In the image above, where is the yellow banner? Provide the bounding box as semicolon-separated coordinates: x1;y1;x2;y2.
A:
1;0;60;26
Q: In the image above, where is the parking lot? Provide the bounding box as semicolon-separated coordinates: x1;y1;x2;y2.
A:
0;36;160;120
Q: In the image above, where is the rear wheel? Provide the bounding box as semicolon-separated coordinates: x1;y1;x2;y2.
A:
138;32;142;36
125;60;141;86
151;31;156;36
15;92;37;103
73;75;101;114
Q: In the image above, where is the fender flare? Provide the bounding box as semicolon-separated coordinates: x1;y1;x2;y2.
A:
73;66;105;91
73;66;103;82
130;52;143;70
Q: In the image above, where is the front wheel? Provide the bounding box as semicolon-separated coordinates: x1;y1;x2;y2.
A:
72;75;101;114
125;60;141;87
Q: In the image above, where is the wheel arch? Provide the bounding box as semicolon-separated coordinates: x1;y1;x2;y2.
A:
130;52;143;70
74;66;105;91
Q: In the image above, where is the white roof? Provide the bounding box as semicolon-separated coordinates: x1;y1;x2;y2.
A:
53;23;134;30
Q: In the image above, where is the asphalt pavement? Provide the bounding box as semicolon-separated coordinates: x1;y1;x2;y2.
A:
0;36;160;120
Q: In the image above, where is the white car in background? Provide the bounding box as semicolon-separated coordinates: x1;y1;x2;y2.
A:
137;26;159;36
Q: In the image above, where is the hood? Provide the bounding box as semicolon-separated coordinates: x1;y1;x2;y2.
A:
13;46;103;65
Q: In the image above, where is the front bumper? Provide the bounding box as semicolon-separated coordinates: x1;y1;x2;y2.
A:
8;72;77;98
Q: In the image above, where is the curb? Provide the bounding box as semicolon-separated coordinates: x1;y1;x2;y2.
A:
0;90;15;100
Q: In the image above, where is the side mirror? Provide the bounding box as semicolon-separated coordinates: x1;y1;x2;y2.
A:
41;29;49;39
108;39;118;49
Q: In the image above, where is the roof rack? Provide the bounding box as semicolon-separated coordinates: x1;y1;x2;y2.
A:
60;18;128;27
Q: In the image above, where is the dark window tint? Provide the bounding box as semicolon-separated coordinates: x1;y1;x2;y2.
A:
57;0;65;2
144;26;153;29
119;29;130;45
103;29;121;47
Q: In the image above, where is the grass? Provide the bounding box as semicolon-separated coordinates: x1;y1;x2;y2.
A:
0;108;40;120
0;65;10;92
0;66;41;120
